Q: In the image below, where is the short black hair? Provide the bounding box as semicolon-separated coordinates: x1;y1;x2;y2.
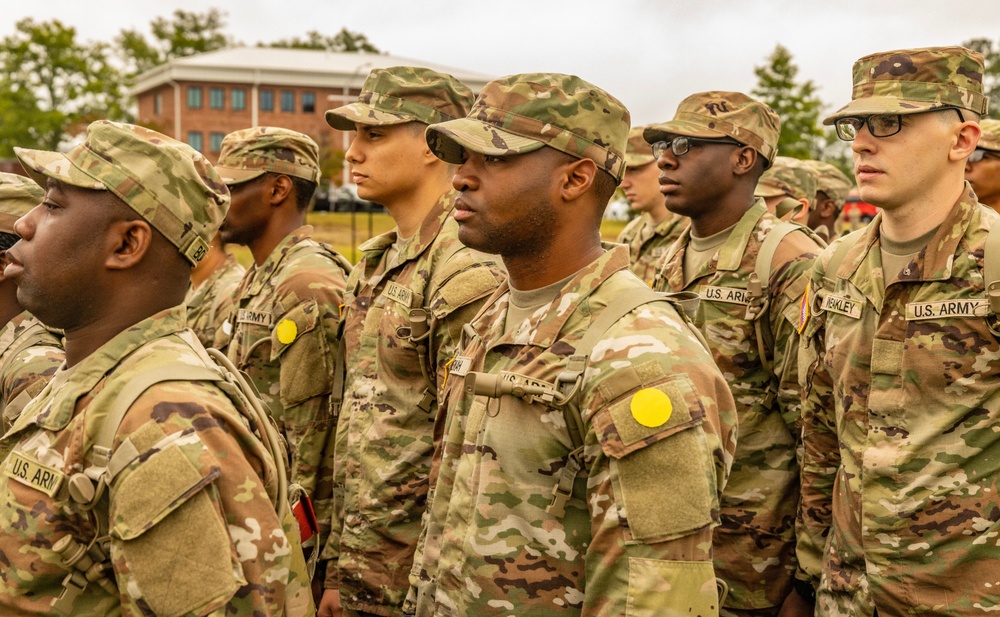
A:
593;170;618;206
291;177;317;211
0;232;17;251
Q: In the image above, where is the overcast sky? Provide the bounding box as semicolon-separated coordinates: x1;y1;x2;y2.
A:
1;1;997;125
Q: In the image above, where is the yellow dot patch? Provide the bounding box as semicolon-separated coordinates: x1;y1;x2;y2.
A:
630;388;673;428
276;319;298;345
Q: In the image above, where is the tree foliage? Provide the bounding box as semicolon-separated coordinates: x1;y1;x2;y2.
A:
266;28;382;53
115;9;233;79
962;37;1000;119
752;44;826;160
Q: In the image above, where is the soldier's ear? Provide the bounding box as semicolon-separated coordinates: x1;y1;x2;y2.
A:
270;175;293;206
105;219;152;271
560;157;597;202
950;120;981;163
732;146;758;176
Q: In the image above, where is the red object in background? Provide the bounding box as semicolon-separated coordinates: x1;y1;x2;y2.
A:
293;495;319;543
842;189;878;222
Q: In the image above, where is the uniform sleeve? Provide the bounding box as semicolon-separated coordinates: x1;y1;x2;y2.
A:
108;381;305;616
1;344;64;432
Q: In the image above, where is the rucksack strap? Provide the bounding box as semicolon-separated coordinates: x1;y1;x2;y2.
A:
822;229;865;291
746;221;801;375
984;222;1000;317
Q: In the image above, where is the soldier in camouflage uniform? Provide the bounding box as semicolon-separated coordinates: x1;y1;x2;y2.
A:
319;67;504;617
216;127;351;577
648;92;824;616
802;160;853;243
755;155;818;224
405;73;738;617
0;120;312;616
965;117;1000;211
616;126;687;285
0;173;63;434
184;230;244;348
798;46;997;616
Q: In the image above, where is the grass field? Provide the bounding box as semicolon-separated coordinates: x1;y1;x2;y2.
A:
232;211;632;266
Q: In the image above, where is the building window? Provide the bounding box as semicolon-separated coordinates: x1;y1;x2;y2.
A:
210;132;225;152
232;89;246;111
209;87;224;110
188;131;203;152
281;91;295;113
301;92;315;113
187;86;202;109
260;89;274;112
154;93;162;116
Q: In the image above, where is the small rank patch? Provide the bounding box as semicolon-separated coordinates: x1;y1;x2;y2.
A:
798;281;811;334
630;388;673;428
449;356;472;377
5;451;65;497
701;285;752;305
821;293;862;319
222;320;232;335
906;299;989;321
276;318;298;344
237;309;271;327
384;281;413;307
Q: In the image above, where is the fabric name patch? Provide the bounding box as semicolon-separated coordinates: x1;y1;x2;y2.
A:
821;294;862;319
450;356;472;377
906;299;988;320
237;309;271;327
5;451;64;497
700;286;751;305
384;282;413;307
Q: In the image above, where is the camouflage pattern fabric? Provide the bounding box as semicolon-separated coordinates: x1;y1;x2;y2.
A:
215;126;322;185
755;156;818;201
0;306;307;616
14;121;229;266
326;66;474;130
803;160;853;207
797;185;1000;615
0;172;43;234
184;253;245;349
222;225;349;553
321;191;504;615
425;73;630;182
616;212;687;286
824;46;988;122
643;92;781;168
653;200;823;611
624;125;656;168
979;117;1000;151
407;245;738;616
0;311;62;435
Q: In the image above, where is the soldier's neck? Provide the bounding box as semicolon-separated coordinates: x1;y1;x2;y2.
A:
385;178;452;238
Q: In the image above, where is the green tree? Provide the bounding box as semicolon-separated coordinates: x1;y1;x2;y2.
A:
0;18;127;155
752;44;826;159
962;37;999;118
115;9;233;79
266;28;382;53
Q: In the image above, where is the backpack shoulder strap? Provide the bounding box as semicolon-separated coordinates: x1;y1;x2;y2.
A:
822;229;865;290
984;222;1000;317
745;222;803;375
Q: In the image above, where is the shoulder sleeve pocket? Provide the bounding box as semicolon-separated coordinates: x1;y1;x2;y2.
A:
592;375;715;543
270;299;334;406
626;558;718;617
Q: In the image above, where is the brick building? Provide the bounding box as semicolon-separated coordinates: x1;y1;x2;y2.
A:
131;47;493;185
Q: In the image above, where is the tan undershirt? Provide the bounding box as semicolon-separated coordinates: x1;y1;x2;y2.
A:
505;271;579;336
880;224;940;285
683;222;739;284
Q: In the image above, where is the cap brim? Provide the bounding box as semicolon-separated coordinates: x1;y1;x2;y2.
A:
823;98;945;125
214;166;267;185
625;154;656;168
325;102;414;131
426;119;546;164
13;147;106;192
754;184;787;198
643;120;730;144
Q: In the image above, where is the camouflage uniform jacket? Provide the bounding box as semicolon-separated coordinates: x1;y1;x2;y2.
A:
322;191;504;616
798;186;1000;615
0;306;307;616
185;253;245;348
653;199;822;610
616;212;687;286
0;311;63;434
408;245;738;617
224;225;350;546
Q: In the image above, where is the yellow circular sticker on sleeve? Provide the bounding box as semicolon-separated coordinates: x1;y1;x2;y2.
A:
630;388;673;428
276;319;298;345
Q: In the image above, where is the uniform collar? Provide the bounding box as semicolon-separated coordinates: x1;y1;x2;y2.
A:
358;189;457;262
247;225;315;296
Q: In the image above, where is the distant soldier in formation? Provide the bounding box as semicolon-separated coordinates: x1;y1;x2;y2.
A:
0;121;311;615
798;46;998;615
965;117;1000;212
802;160;853;243
407;73;737;616
755;155;818;224
616;125;687;285
649;91;824;616
319;66;504;617
216;127;352;577
184;230;244;348
0;173;62;435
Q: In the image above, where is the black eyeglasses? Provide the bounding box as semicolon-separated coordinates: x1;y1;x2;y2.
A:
651;136;745;159
969;148;1000;163
834;107;966;141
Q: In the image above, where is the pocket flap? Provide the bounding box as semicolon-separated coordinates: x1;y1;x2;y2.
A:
270;299;319;361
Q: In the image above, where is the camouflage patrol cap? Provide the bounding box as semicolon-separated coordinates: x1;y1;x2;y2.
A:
979;118;1000;151
14;120;228;266
426;73;630;183
755;156;817;201
824;46;988;123
0;172;43;234
215;127;321;185
643;92;780;168
803;160;853;206
625;126;656;168
325;66;474;130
